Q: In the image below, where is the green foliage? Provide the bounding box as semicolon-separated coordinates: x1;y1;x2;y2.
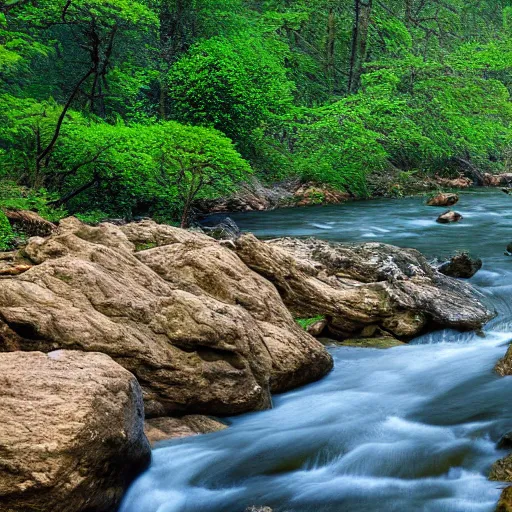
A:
296;316;325;331
167;36;294;155
0;181;66;222
0;210;14;250
1;0;512;223
74;210;111;225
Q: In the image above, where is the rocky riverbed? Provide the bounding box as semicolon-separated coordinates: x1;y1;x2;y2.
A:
0;208;507;511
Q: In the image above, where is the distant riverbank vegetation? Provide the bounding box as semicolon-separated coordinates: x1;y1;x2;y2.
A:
1;0;511;230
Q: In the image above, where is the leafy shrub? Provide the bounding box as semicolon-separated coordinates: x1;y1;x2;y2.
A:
0;210;14;250
167;36;294;155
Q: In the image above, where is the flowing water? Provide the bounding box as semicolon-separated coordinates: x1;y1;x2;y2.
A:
121;189;512;512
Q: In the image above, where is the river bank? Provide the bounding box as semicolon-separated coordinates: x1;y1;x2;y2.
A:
195;171;512;217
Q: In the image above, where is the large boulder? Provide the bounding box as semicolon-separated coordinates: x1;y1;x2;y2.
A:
0;350;150;512
234;236;494;340
0;218;332;418
426;193;459;207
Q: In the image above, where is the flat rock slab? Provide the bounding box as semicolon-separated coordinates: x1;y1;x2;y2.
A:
145;415;227;446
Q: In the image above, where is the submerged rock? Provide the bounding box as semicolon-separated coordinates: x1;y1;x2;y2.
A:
337;336;406;349
144;415;227;446
427;193;459;207
438;252;482;278
0;218;332;418
245;508;273;512
0;350;150;512
437;210;463;223
498;432;512;450
234;236;494;341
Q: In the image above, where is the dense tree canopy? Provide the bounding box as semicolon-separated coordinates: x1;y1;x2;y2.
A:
0;0;511;228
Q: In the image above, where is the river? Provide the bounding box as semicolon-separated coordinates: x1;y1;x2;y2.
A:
121;189;512;512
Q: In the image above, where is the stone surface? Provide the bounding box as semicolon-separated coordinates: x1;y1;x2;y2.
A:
438;252;482;278
202;217;241;240
435;176;472;188
498;433;512;450
234;236;494;340
484;173;512;187
495;346;512;376
144;415;227;445
293;183;350;207
436;210;463;223
427;193;459;207
0;218;332;418
336;336;406;349
0;350;150;512
490;454;512;482
307;319;328;337
496;487;512;512
4;209;56;237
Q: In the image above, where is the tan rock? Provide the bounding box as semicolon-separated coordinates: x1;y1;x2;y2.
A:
0;350;150;512
426;193;459;207
436;210;463;223
134;230;333;394
4;209;56;237
0;218;332;417
484;173;512;187
496;487;512;512
338;337;406;349
0;264;32;276
234;236;493;340
435;176;472;188
307;319;328;337
490;454;512;482
144;415;227;445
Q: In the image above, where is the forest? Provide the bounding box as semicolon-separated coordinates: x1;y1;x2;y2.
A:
1;0;511;246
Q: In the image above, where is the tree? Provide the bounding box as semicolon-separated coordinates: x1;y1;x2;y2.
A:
167;35;294;156
157;122;252;227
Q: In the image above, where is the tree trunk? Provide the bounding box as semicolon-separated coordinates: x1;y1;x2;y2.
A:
326;7;336;92
180;201;190;228
348;0;373;93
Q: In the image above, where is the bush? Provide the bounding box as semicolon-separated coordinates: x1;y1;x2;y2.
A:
0;210;14;250
167;36;294;156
